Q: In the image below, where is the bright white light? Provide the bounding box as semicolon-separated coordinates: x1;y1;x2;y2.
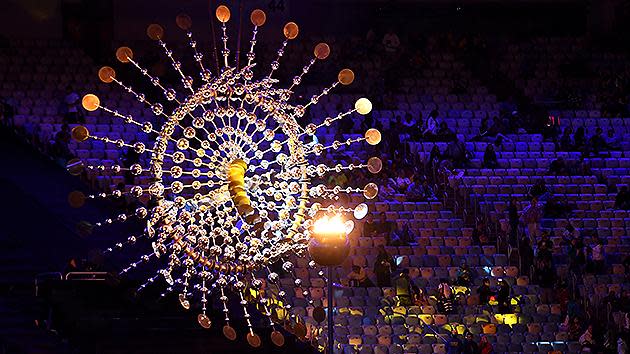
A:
313;215;346;238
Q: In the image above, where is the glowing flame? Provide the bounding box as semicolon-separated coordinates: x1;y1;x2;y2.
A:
312;215;346;239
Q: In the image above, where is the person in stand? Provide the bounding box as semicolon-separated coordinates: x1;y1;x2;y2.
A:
521;197;542;244
589;127;609;156
426;145;442;172
528;179;550;201
496;278;511;313
423;110;440;139
374;245;395;287
437;280;455;314
412;286;430;306
519;236;534;277
560;127;574;151
53;123;72;160
477;278;493;307
394;269;412;306
445;137;470;168
436;121;456;142
446;328;463;354
574;127;586;151
568;237;586;278
590;237;605;275
472;222;490;245
579;325;595;352
382;28;400;54
347;265;374;288
456;260;473;287
478;335;494;354
482;144;499;168
362;213;379;237
605;128;621;150
62;87;84;124
462;332;479;354
507;197;520;247
406;175;427;202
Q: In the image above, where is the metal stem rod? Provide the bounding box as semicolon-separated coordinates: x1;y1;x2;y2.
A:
327;265;334;354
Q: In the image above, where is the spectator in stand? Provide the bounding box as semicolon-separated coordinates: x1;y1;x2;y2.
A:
62;87;84;124
568;237;586;277
437;280;455;314
53;123;72;160
562;223;581;243
560;127;574;151
406;175;426;202
347;265;374;288
579;325;595;352
477;278;493;306
426;145;442;172
401;113;420;140
390;168;412;193
421;179;438;201
519;236;534;276
390;221;414;246
535;256;555;303
374;245;395;287
574;127;586;151
478;335;493;354
589;127;609;156
549;156;568;175
472;222;490;245
462;332;479;354
378;180;397;200
569;317;582;341
496;278;512;313
482;144;499;168
423;110;439;139
446;329;463;353
456;260;473;287
436;121;456;142
615;186;630;210
528;180;550;201
412;287;430;306
445;136;470;168
507;198;520;247
382;28;401;54
374;212;394;239
590;237;605;274
362;213;379;237
606;128;621;150
394;269;412;306
521;197;542;243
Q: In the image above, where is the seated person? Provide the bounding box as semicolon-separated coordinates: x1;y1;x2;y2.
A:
605;128;621;150
456;261;473;287
482;144;499;168
589;127;609;155
477;278;493;305
436;121;456;142
412;286;430;306
347;265;374;288
528;179;550;201
445;137;470;168
394;269;412;306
